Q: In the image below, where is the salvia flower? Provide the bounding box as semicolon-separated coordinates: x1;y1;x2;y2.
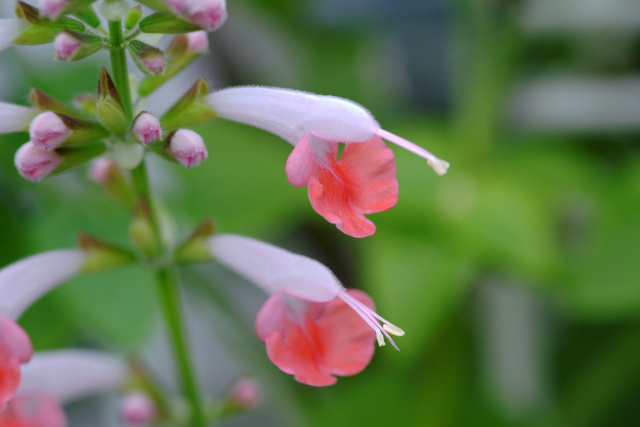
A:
0;19;28;52
14;142;63;182
0;102;38;134
208;234;404;386
0;250;86;406
205;86;449;237
168;129;208;167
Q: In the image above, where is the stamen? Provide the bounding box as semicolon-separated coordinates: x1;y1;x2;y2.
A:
376;330;385;347
383;323;405;336
377;129;449;175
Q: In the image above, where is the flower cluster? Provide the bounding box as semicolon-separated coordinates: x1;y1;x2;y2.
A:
0;0;448;425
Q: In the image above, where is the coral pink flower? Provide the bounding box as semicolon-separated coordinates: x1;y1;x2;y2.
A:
0;250;85;406
208;234;404;386
205;87;449;237
0;393;67;427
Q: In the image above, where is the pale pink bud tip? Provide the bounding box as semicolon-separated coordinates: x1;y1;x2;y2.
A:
186;31;208;53
169;129;208;167
121;392;157;425
186;0;227;31
29;112;71;150
133;112;162;144
54;32;80;60
230;378;262;409
143;56;165;74
15;142;62;182
40;0;68;19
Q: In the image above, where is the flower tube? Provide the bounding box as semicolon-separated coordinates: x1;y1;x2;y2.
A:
208;234;404;386
1;349;129;426
205;86;449;237
0;250;86;407
0;19;28;52
0;101;39;134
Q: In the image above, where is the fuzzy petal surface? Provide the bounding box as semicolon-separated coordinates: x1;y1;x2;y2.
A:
256;289;376;386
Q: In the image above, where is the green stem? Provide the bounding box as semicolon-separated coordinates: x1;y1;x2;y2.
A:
107;18;207;427
108;19;133;121
156;267;208;427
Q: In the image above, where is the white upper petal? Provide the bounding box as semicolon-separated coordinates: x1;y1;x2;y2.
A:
18;350;128;404
208;234;343;302
0;19;26;52
0;249;86;320
205;86;380;145
0;101;38;134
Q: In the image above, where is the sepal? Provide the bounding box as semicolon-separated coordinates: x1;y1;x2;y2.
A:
96;67;127;137
124;5;143;32
174;218;215;264
129;199;159;258
128;40;165;75
138;32;207;96
30;88;83;118
54;142;107;174
139;12;201;34
161;78;216;130
73;6;101;28
78;233;136;273
51;113;109;147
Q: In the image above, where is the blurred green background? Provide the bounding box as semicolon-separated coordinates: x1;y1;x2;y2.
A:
2;0;640;426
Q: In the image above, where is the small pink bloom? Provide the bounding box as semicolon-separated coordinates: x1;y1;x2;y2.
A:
14;142;62;182
0;393;67;427
120;392;157;425
53;32;81;60
142;55;164;75
89;158;116;184
39;0;68;19
29;112;71;151
185;0;227;31
169;129;208;167
185;31;208;53
132;112;162;144
165;0;188;13
229;378;261;408
205;87;449;237
208;234;404;386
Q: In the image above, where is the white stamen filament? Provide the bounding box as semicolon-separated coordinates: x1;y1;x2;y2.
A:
338;291;401;351
377;128;450;176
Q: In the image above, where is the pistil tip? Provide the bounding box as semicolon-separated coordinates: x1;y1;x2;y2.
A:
428;158;450;176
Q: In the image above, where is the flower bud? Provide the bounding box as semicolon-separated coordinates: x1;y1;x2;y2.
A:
229;378;262;409
167;129;207;167
96;67;127;137
185;30;208;53
73;92;98;115
15;142;62;182
39;0;67;20
112;141;144;170
120;392;157;425
99;0;129;21
129;40;165;75
89;158;134;207
54;30;103;61
129;199;159;257
125;5;143;32
29;111;71;150
132;112;162;144
185;0;227;32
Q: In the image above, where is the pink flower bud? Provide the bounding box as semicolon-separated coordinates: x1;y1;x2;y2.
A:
39;0;68;19
169;129;208;168
120;392;157;425
186;0;227;31
53;31;81;60
230;378;262;409
132;112;162;144
14;142;62;182
186;31;208;53
89;158;116;184
29;112;71;151
166;0;187;13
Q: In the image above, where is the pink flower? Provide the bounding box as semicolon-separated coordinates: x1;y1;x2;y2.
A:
205;87;449;238
0;393;67;427
185;0;227;31
0;250;85;406
229;378;261;408
208;234;404;386
168;129;208;167
39;0;68;20
185;31;208;53
14;142;62;182
53;32;81;60
120;392;157;425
